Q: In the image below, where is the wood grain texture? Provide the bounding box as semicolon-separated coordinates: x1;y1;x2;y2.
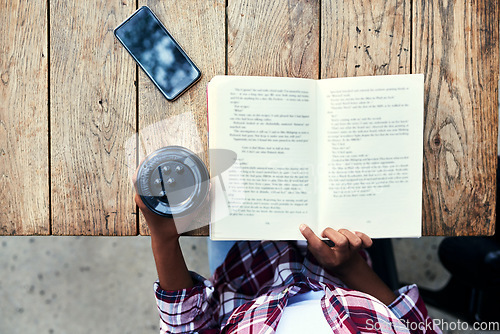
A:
138;1;225;235
321;0;410;78
227;0;319;78
1;0;497;236
414;0;498;235
50;0;137;235
0;1;49;235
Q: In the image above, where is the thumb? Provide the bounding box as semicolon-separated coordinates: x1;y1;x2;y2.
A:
300;224;328;255
135;194;155;219
134;194;147;211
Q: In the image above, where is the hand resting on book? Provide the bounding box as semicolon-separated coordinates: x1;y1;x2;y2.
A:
299;224;397;305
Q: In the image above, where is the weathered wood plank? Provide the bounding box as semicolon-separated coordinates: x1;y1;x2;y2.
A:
2;0;496;237
227;0;319;78
50;1;137;235
414;0;498;235
0;1;49;235
221;0;318;238
321;0;410;78
138;1;226;236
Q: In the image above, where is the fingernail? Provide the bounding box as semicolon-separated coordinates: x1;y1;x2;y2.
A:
299;224;307;232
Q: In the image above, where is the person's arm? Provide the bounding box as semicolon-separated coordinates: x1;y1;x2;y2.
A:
136;194;220;333
299;224;396;305
300;225;441;334
135;194;193;291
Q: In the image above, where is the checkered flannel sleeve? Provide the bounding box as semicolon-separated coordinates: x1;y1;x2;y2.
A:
154;271;219;334
389;284;442;334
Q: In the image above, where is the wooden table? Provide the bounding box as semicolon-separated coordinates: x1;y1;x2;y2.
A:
1;0;497;236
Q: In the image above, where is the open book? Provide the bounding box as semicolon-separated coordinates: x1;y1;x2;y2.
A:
208;74;424;240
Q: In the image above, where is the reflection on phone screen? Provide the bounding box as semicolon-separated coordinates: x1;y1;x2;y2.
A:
115;8;200;100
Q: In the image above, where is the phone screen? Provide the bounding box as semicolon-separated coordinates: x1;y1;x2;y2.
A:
114;7;201;101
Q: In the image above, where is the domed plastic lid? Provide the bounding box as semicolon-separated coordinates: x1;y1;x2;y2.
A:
136;146;209;218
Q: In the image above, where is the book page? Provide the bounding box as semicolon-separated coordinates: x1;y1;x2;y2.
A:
317;74;424;238
209;76;317;240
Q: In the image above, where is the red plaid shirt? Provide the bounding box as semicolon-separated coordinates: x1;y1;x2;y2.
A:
154;241;441;333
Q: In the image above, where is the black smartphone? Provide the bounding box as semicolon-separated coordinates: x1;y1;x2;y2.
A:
114;6;201;101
